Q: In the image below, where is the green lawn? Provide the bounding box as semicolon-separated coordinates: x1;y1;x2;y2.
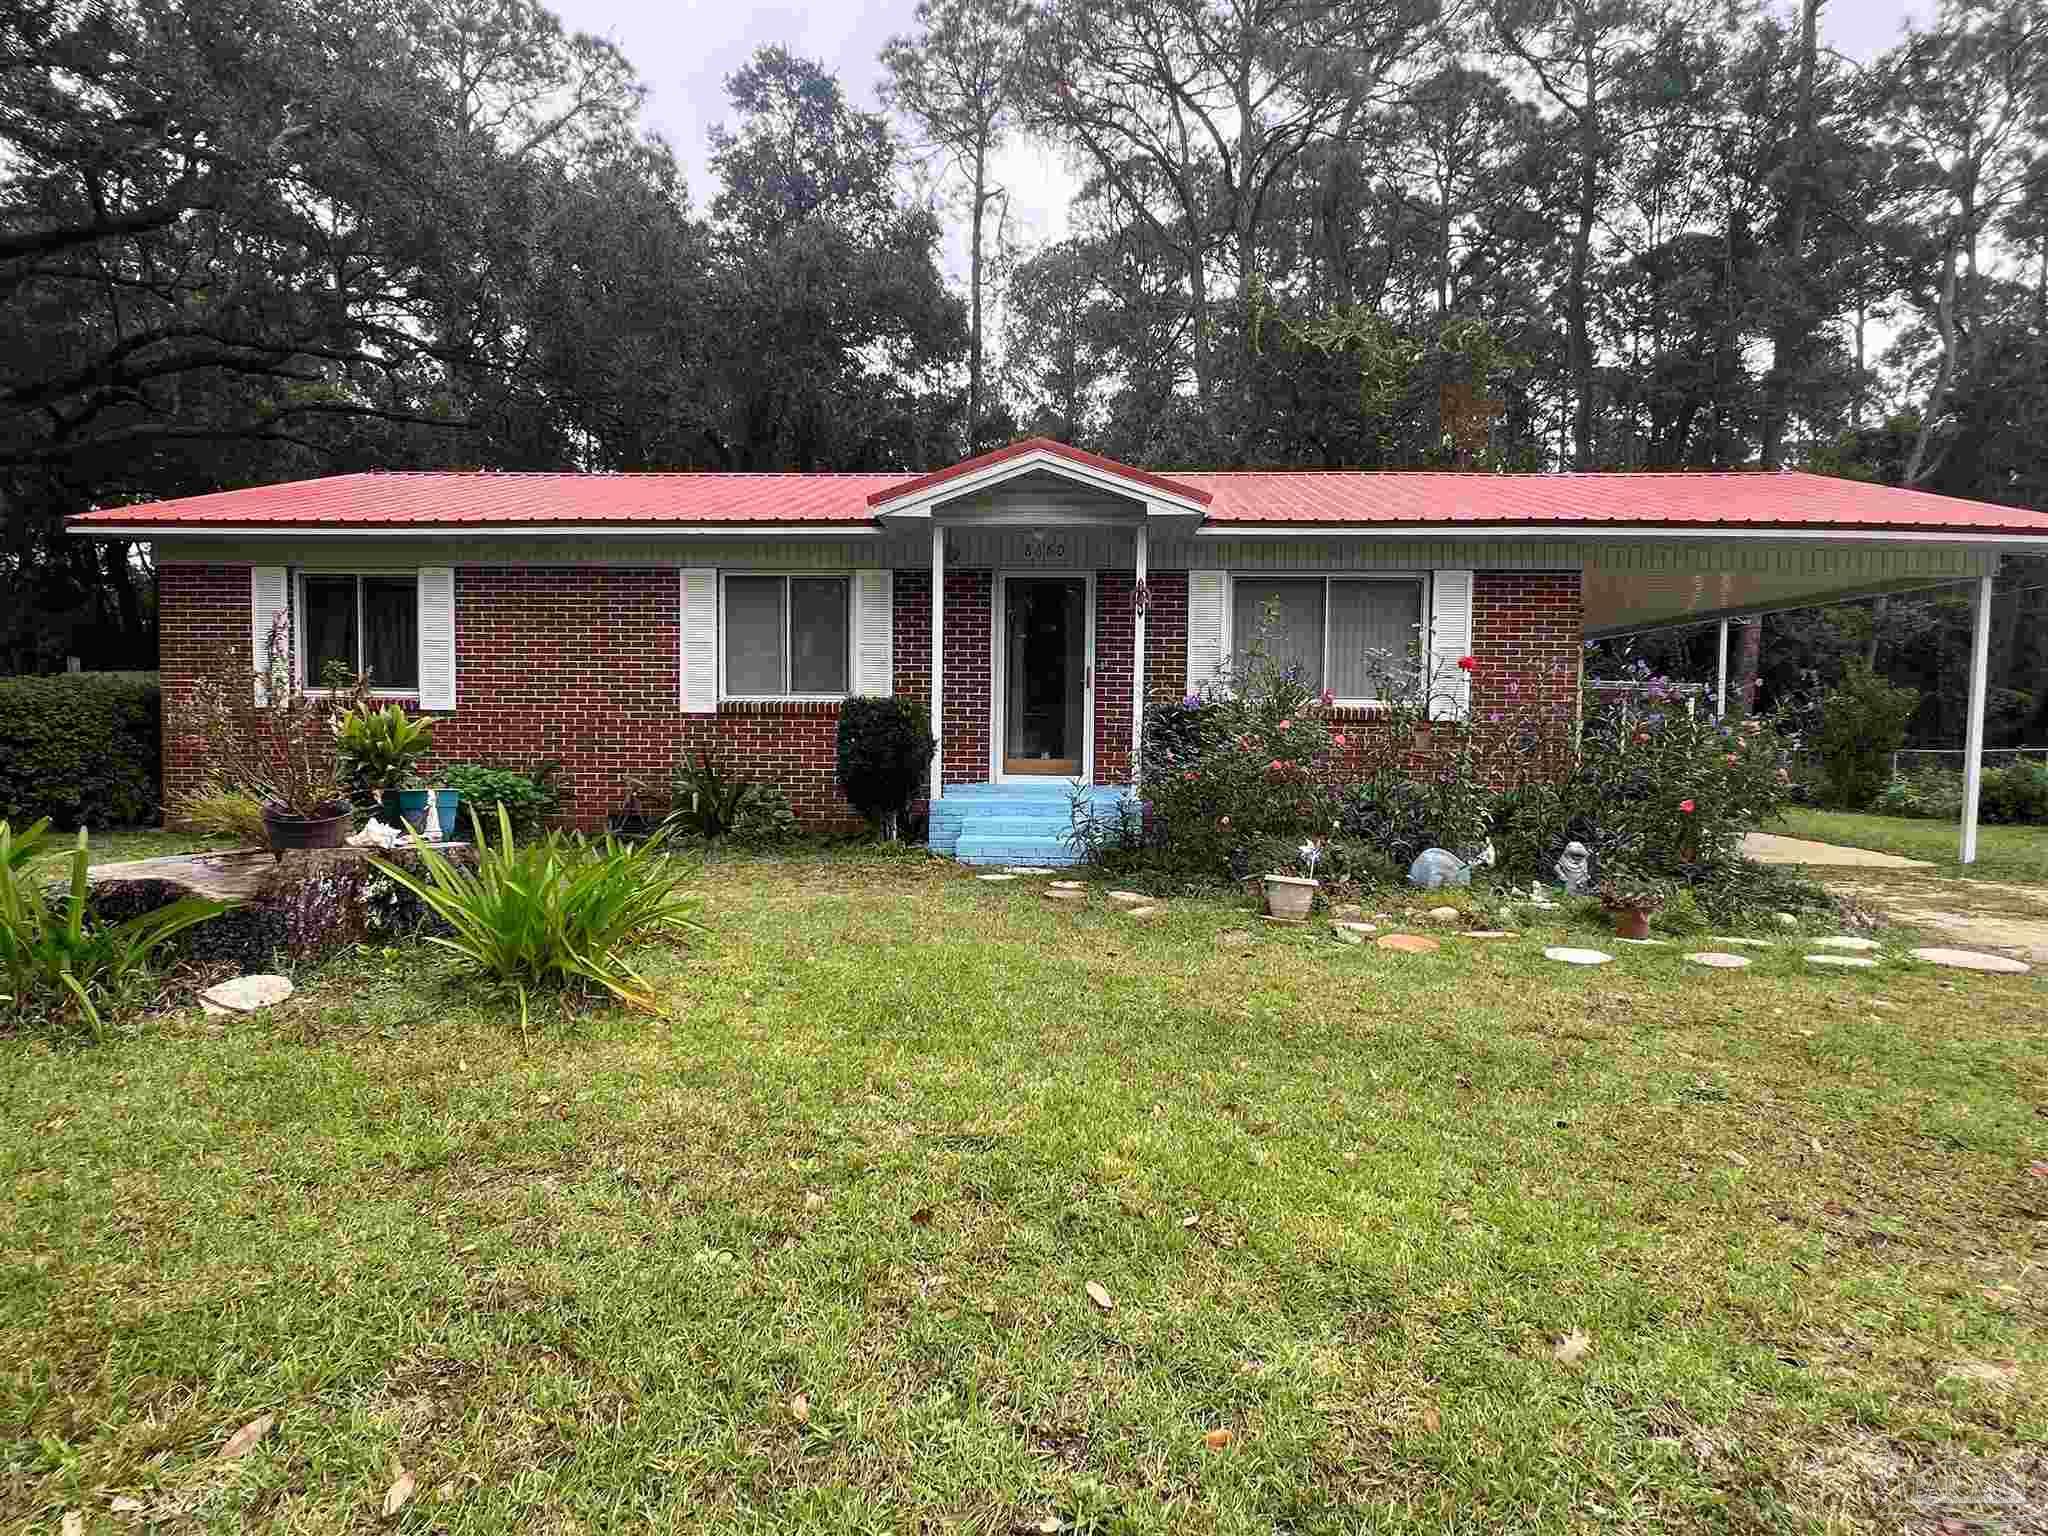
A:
1773;807;2048;883
3;856;2044;1533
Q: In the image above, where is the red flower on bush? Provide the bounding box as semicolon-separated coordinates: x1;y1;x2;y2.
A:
1456;655;1476;672
1278;718;1292;730
1333;733;1347;748
1183;770;1199;781
1679;799;1696;814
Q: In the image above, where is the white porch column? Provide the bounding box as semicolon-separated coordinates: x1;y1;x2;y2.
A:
1716;619;1729;718
1130;524;1148;785
930;523;945;803
1960;572;1994;865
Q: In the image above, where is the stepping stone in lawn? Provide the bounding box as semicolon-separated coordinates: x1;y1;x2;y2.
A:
1107;891;1150;905
1214;930;1255;950
1333;920;1378;936
1908;947;2032;975
977;873;1019;882
199;974;294;1016
1805;954;1876;969
1124;905;1160;919
1459;930;1515;939
1332;927;1364;946
1377;933;1441;955
1708;936;1773;948
1006;866;1057;875
1684;951;1753;969
1048;880;1086;891
1543;947;1613;966
1045;889;1086;903
1813;935;1882;952
1426;906;1461;923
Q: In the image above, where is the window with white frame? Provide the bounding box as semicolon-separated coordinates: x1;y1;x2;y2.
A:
722;574;851;697
1230;576;1424;701
300;573;419;690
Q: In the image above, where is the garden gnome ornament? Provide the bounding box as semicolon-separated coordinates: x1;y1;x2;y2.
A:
1407;840;1496;889
1554;841;1592;895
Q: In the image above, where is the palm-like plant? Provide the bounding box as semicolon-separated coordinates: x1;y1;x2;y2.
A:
0;821;228;1036
368;806;705;1012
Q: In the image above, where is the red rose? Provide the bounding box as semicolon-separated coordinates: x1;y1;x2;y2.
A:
1333;733;1347;748
1457;655;1476;672
1679;799;1695;813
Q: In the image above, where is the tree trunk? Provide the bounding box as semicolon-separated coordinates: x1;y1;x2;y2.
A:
968;142;986;453
1759;0;1820;469
1904;238;1960;484
1568;80;1599;469
1865;595;1886;669
1730;617;1763;718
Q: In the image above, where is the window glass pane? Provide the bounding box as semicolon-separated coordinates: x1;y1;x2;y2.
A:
1328;580;1423;699
724;577;785;695
789;577;849;694
1231;578;1325;688
302;576;357;687
362;577;419;690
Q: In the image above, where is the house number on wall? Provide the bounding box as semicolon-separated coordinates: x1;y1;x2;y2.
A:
1020;533;1068;563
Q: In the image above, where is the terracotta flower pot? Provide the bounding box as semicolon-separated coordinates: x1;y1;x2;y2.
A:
1262;873;1318;921
1610;906;1654;941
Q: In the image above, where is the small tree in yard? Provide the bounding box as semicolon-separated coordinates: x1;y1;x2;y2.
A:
1811;663;1919;809
837;698;937;839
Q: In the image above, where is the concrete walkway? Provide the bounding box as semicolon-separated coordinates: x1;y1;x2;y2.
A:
1740;832;1932;869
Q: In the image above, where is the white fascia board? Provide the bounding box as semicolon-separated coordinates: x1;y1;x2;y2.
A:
870;448;1209;521
69;523;883;538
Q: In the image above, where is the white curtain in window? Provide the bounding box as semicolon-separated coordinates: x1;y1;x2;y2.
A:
724;577;784;695
789;578;849;693
1232;578;1324;686
1328;580;1423;699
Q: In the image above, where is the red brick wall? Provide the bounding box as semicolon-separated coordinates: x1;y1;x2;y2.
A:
158;562;1581;824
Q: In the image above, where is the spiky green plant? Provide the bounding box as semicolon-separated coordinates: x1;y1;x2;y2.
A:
368;806;705;1012
0;821;228;1037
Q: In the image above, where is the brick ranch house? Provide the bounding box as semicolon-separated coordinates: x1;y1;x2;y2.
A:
70;437;2048;864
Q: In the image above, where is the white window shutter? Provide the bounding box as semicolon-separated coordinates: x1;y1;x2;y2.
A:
1186;571;1227;692
679;568;718;713
852;569;893;695
251;566;288;704
417;567;457;712
1428;569;1474;721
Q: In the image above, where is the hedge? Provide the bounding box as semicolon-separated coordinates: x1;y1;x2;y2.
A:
0;674;162;828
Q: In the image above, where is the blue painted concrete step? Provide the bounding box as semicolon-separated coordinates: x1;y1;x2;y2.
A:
928;782;1136;866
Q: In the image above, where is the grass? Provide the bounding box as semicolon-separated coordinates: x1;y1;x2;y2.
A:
16;825;231;878
1772;808;2048;883
2;853;2044;1533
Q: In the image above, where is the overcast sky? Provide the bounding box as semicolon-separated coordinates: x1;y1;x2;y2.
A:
548;0;1937;282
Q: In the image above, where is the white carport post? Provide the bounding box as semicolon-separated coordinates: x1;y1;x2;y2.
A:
1959;573;1994;865
930;523;945;804
1130;523;1148;783
1716;619;1729;718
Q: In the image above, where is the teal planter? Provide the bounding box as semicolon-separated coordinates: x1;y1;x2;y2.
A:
380;788;431;832
433;789;464;840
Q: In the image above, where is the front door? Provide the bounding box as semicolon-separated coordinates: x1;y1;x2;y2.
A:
1000;576;1088;778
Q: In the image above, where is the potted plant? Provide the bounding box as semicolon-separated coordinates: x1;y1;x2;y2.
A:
1261;838;1324;922
1597;862;1670;940
166;615;359;860
336;703;437;830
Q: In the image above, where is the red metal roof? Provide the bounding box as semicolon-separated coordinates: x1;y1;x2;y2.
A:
64;455;2048;535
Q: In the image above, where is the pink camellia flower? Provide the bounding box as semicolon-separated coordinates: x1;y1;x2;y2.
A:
1269;759;1285;772
1278;718;1292;730
1333;733;1348;748
1183;770;1198;781
1679;799;1696;813
1725;753;1737;763
1319;688;1335;708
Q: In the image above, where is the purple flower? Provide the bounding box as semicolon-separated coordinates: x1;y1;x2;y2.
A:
1182;692;1202;709
1488;710;1503;723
